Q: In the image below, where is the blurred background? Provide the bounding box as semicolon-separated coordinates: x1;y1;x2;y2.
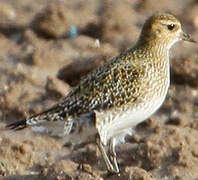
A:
0;0;198;179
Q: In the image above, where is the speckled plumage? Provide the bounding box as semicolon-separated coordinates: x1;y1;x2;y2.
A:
7;13;197;173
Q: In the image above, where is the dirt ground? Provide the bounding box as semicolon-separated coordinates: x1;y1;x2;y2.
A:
0;0;198;180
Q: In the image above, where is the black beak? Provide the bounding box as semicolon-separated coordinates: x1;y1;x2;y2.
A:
182;33;197;43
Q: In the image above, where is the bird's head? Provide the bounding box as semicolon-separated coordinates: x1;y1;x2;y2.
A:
138;13;197;49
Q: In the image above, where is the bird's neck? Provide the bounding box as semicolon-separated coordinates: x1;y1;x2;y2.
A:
135;39;170;59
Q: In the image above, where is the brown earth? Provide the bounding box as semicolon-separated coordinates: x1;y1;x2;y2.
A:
0;0;198;180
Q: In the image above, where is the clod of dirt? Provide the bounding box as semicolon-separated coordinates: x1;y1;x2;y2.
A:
32;2;73;38
39;166;73;180
124;167;155;180
32;1;98;38
45;77;71;98
183;3;198;29
100;0;139;48
172;57;198;87
0;3;16;26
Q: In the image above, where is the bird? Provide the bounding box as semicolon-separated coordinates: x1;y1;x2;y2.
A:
6;13;197;173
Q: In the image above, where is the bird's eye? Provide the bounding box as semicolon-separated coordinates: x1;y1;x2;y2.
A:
167;24;175;31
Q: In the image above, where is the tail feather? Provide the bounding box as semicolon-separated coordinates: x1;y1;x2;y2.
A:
6;105;65;131
6;119;27;130
6;114;52;131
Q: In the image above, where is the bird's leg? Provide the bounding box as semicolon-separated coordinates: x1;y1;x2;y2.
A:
109;138;119;173
96;135;117;173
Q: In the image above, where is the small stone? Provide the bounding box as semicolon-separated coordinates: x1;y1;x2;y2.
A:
124;167;155;180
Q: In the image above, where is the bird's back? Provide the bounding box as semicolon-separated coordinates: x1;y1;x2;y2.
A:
61;45;170;120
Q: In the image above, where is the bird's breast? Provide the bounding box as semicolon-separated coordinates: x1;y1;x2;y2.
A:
95;59;170;145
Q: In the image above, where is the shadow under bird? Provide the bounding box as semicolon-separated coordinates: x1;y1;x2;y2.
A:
6;13;197;173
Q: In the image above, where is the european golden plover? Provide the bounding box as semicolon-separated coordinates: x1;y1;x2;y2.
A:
7;13;197;173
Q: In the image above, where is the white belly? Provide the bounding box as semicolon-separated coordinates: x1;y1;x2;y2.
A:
95;93;168;146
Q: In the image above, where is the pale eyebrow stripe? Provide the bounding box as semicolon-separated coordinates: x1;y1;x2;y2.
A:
160;20;177;26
